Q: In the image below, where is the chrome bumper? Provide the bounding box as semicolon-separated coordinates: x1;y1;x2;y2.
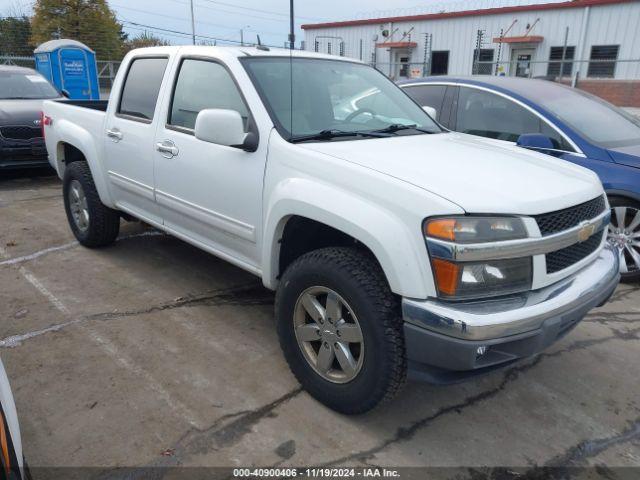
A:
403;244;620;342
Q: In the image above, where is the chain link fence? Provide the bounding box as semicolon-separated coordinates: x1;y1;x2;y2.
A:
369;57;640;107
1;55;121;98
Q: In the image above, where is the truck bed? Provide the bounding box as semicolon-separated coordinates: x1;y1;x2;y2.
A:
58;99;109;111
42;99;108;175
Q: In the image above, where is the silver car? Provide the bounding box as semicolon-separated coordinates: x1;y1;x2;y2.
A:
0;359;24;479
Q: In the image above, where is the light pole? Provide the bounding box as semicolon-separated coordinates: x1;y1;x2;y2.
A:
189;0;196;45
240;25;250;46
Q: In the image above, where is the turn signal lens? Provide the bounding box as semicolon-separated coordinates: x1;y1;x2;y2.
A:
425;219;456;241
0;410;10;476
432;258;460;296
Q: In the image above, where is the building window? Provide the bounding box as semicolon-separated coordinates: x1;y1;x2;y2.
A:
473;49;494;75
588;45;619;78
327;42;332;55
547;46;575;77
430;51;449;75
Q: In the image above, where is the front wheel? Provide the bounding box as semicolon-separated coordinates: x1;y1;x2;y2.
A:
607;197;640;283
276;247;407;414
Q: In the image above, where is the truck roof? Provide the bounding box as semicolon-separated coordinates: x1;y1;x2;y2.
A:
126;45;360;63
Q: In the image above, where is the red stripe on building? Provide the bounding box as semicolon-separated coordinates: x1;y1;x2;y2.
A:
493;35;544;43
375;42;418;48
301;0;634;30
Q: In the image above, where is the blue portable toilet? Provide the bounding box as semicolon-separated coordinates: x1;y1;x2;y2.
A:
34;39;100;100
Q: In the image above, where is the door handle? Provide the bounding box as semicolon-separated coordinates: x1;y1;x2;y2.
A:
106;128;123;142
156;140;179;158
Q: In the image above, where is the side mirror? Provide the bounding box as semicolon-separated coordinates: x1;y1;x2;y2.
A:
195;109;257;152
422;105;437;119
516;133;555;151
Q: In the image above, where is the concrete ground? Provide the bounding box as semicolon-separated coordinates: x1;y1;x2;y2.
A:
0;172;639;477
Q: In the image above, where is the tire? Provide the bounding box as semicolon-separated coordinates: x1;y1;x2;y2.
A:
276;247;407;414
63;162;120;248
608;196;640;283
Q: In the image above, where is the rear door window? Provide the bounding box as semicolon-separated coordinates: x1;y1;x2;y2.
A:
118;57;169;121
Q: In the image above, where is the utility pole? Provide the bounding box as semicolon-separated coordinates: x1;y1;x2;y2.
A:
189;0;196;45
240;26;250;47
288;0;295;50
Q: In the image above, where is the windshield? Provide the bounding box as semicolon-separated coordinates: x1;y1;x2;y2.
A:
241;57;441;141
0;70;60;100
539;86;640;148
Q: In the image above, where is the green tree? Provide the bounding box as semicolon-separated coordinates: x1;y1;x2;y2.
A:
0;16;34;57
123;31;170;55
31;0;125;60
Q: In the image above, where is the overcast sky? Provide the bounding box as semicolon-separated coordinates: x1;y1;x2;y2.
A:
1;0;556;47
0;0;552;48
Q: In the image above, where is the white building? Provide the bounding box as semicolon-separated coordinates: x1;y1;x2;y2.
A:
302;0;640;84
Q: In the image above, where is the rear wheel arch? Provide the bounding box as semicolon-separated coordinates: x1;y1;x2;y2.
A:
55;140;115;208
57;142;87;175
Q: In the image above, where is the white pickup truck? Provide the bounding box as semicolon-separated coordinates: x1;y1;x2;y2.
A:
43;46;620;414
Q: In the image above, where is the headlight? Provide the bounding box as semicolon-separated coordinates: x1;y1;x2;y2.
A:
424;216;532;300
424;216;527;243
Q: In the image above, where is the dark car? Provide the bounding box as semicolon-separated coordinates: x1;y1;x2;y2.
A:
0;66;62;171
399;76;640;281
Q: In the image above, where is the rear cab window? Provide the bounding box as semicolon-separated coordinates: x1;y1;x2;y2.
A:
117;57;169;122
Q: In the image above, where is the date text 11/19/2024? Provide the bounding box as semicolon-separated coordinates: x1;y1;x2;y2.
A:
233;468;401;478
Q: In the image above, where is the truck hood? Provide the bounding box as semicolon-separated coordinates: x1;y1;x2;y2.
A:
0;99;50;126
299;132;603;215
607;144;640;169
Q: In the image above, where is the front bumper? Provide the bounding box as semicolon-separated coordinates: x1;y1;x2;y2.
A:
402;245;620;383
0;142;49;170
0;156;50;170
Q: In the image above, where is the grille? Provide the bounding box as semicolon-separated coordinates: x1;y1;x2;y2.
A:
0;126;42;141
535;196;606;236
546;231;603;274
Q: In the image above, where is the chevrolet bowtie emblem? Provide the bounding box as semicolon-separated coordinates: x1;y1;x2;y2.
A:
577;221;596;242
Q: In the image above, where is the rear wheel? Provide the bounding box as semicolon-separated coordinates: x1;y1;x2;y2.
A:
276;247;407;414
607;196;640;282
63;162;120;247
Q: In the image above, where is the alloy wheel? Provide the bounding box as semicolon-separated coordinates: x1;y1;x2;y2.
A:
68;179;90;232
293;286;365;384
608;206;640;274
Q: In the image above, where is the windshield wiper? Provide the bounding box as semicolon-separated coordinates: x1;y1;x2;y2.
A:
289;129;390;143
372;124;435;135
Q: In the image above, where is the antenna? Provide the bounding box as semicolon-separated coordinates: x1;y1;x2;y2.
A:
256;35;270;51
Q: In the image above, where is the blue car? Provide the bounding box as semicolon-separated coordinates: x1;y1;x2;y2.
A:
399;76;640;282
